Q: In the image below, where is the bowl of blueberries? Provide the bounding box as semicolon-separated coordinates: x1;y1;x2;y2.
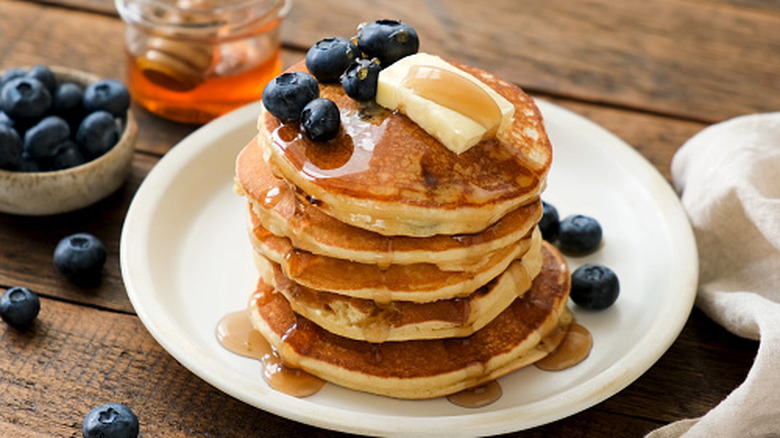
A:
0;65;137;216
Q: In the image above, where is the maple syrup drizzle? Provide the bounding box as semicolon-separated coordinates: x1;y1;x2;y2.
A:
216;310;325;397
446;380;502;408
403;65;501;136
534;322;593;371
447;321;593;408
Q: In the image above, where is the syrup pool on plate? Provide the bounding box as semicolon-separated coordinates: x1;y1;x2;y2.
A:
216;309;325;398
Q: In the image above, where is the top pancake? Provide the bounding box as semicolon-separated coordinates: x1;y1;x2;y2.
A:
257;60;552;237
236;140;542;270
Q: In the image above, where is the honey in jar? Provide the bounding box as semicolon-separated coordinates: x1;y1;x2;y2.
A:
115;0;290;124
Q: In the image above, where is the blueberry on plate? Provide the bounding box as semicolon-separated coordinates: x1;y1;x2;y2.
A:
570;264;620;310
357;19;419;66
539;200;560;242
23;116;71;159
558;214;602;255
262;72;320;122
0;77;52;121
26;65;57;94
83;78;131;116
0;286;40;327
51;140;85;170
82;403;139;438
0;124;23;170
341;58;381;101
54;233;107;285
76;111;121;160
306;37;360;83
301;98;340;141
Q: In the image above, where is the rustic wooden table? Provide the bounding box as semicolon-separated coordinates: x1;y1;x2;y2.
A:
1;0;777;436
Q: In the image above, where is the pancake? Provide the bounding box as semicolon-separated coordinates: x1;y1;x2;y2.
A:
253;230;544;342
248;242;571;399
236;141;543;270
256;60;552;237
248;205;541;303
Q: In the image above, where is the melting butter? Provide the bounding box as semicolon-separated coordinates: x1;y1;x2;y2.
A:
376;52;514;154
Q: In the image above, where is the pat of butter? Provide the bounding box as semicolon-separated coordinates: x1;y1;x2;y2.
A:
376;53;514;154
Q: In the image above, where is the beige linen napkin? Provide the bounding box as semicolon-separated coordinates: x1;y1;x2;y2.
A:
647;113;780;438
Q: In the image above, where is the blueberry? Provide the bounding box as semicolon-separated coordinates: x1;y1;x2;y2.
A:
54;233;107;285
26;65;57;94
305;37;360;83
558;214;602;254
83;79;131;116
17;157;41;172
301;98;340;141
51;140;85;170
262;72;319;122
53;82;84;113
0;67;27;90
0;77;52;121
0;111;14;128
82;403;139;438
341;58;381;101
357;19;419;66
76;111;121;159
570;264;620;310
0;124;22;170
23;116;71;159
0;287;40;327
539;201;560;242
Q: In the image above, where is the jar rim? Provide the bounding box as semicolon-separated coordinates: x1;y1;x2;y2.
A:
115;0;291;39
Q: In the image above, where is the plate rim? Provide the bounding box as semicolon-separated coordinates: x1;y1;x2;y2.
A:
120;99;698;437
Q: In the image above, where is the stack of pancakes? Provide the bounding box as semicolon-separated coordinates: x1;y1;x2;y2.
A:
234;61;573;399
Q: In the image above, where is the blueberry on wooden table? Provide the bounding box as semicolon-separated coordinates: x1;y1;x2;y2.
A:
357;19;419;66
0;286;41;327
54;233;107;285
306;37;360;83
82;403;139;438
83;78;131;117
301;98;341;141
570;264;620;310
341;58;381;101
262;71;320;122
558;214;602;255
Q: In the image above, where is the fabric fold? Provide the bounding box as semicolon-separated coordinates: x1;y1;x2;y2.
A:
648;113;780;437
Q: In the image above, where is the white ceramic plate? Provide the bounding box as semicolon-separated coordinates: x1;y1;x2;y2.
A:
120;99;697;437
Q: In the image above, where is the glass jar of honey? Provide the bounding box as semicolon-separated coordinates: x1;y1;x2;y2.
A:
115;0;290;124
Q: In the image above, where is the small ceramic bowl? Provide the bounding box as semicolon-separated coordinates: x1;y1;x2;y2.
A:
0;66;137;216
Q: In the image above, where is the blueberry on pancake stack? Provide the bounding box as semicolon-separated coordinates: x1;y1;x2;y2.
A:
234;20;575;399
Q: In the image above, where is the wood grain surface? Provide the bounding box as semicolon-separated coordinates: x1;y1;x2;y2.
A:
0;0;775;436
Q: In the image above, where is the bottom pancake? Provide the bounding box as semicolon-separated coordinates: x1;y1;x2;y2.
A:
249;242;572;399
